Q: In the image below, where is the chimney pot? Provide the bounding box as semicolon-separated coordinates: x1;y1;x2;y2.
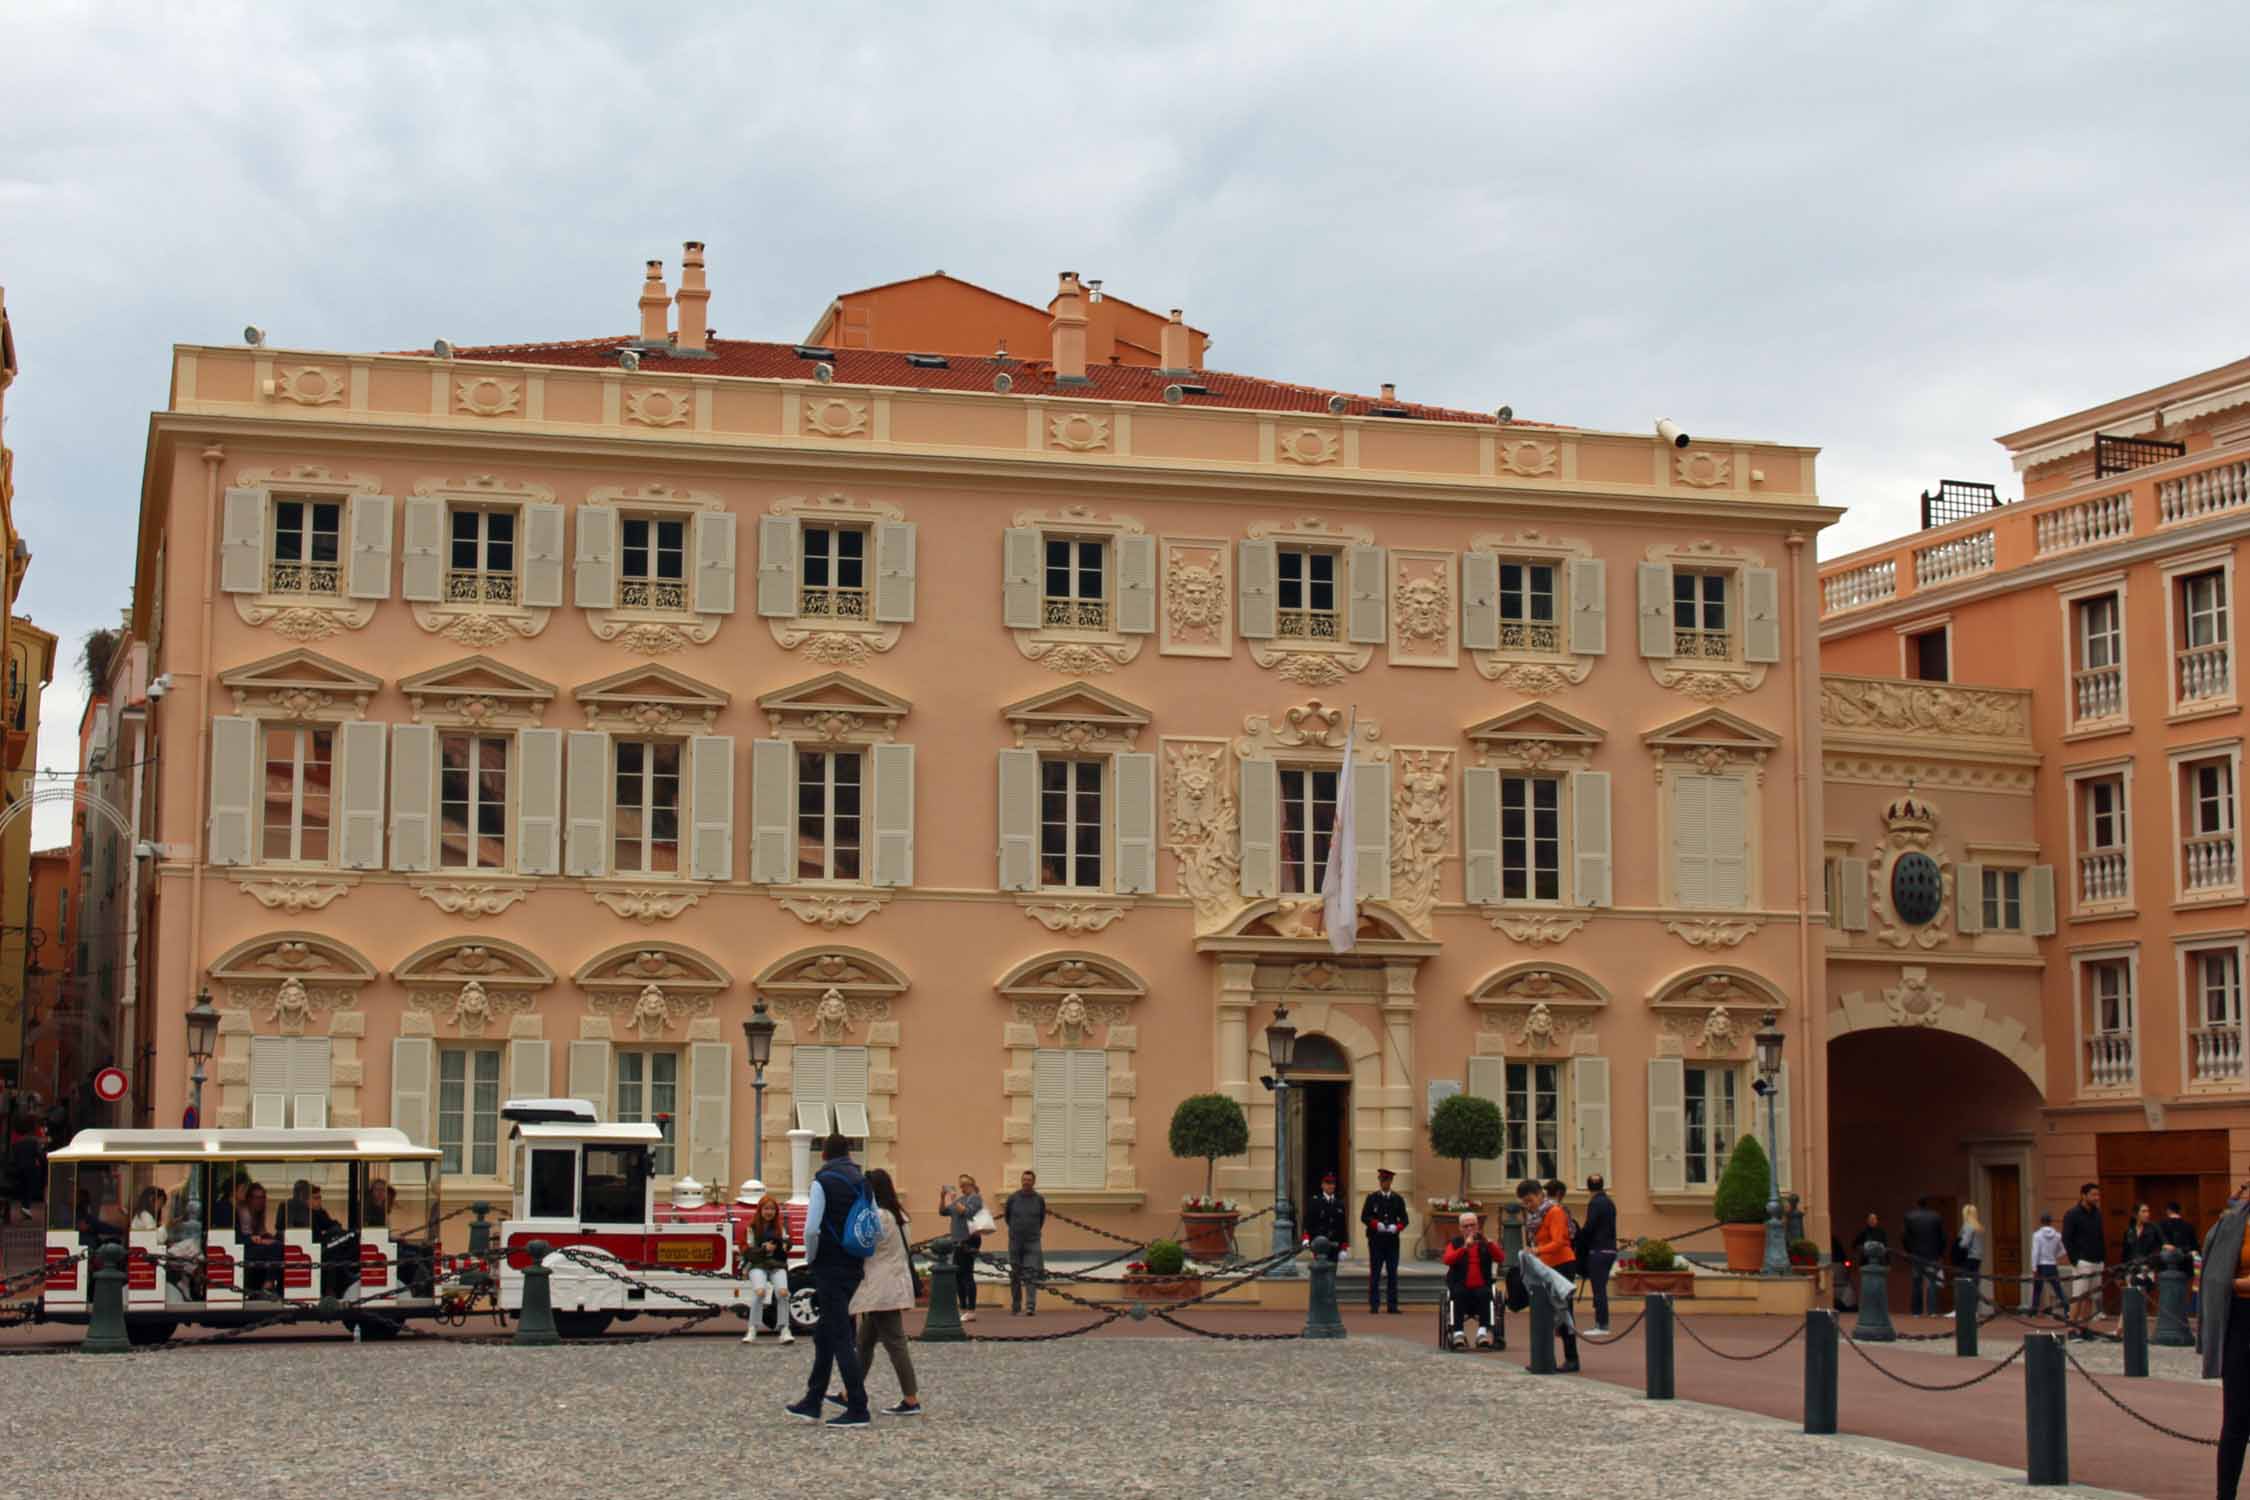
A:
1380;383;1397;402
676;240;710;352
1048;271;1089;383
1159;308;1192;375
639;259;670;344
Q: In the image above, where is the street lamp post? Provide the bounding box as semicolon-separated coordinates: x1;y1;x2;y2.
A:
1752;1010;1789;1277
184;988;219;1127
742;1000;777;1186
1265;1004;1299;1264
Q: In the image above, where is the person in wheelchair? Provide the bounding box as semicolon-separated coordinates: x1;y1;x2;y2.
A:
1441;1210;1501;1350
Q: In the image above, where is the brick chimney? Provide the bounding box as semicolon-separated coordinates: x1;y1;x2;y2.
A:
1048;271;1089;384
1159;309;1191;375
638;259;670;344
676;242;710;352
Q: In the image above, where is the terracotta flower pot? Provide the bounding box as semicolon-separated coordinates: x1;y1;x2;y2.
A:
1179;1211;1239;1260
1721;1222;1768;1272
1122;1276;1202;1301
1614;1269;1695;1297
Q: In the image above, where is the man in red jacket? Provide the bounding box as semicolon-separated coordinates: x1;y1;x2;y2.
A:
1442;1211;1501;1350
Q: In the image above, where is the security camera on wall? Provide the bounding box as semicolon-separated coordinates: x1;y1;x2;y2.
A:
243;325;266;347
619;350;641;373
1656;417;1690;448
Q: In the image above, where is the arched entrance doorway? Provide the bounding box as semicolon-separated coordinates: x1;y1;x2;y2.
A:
1827;1027;2044;1307
1286;1034;1354;1211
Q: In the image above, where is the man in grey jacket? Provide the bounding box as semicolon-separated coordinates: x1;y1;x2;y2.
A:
1003;1170;1048;1316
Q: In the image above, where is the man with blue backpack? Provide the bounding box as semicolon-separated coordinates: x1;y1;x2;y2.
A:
785;1132;879;1429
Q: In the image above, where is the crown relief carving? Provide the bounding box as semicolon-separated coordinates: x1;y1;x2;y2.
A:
623;386;693;428
454;376;522;418
268;365;345;407
1495;439;1558;478
1277;427;1341;465
1048;413;1111;452
803;397;869;438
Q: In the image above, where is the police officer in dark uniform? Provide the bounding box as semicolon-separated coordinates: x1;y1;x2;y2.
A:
1360;1166;1409;1313
1303;1170;1348;1261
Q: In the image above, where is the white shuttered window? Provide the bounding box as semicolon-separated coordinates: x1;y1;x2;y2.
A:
1672;773;1749;909
1032;1049;1108;1189
792;1045;870;1138
250;1036;332;1129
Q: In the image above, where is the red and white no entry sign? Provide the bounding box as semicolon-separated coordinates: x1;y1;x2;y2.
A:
92;1067;129;1104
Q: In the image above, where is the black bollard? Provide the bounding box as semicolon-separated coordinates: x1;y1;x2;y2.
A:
919;1238;966;1342
1304;1237;1346;1339
1853;1240;1896;1341
2154;1247;2194;1348
514;1239;560;1347
1526;1271;1557;1374
464;1201;494;1293
1645;1293;1675;1401
2120;1282;2148;1378
1804;1307;1838;1435
83;1243;131;1354
2024;1332;2068;1486
1955;1286;1979;1359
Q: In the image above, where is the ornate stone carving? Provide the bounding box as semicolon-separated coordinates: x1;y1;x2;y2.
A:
1031;642;1128;676
1277;427;1340;465
590;981;711;1041
396;939;553;1037
1820;676;2029;741
1656;669;1756;704
438;614;516;647
1011;994;1130;1042
270;365;345;407
1665;918;1761;949
211;933;375;1034
574;663;728;735
1048;413;1110;452
1388;748;1451;937
589;886;704;923
1884;970;1945;1028
1490;913;1587;944
1513;1002;1585;1052
1496;439;1558;477
1023;902;1127;934
777;893;886;929
1868;792;1955;952
1674;451;1731;489
623;387;692;428
412;882;530;919
772;986;892;1043
1393;573;1449;644
1673;1005;1740;1053
237;877;352;912
803;397;868;437
1165;739;1241;933
405;978;534;1039
1160;539;1230;659
454;376;522;418
1290;961;1341;991
613;623;690;655
1273;652;1350;685
1238;699;1374;754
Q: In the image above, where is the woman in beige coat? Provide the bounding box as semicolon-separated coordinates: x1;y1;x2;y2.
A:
844;1168;922;1416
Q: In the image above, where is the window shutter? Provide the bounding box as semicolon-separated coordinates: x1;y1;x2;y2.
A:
1113;751;1157;894
1646;1058;1687;1195
689;734;735;882
523;502;567;610
830;1047;871;1139
515;728;563;876
347;494;394;600
1117;534;1157;635
750;739;796;885
1569;558;1608;656
1032;1051;1070;1186
207;715;259;867
1770;1061;1792;1193
1237;539;1278;640
1239;756;1279;898
756;515;800;618
391;1038;435;1146
1708;777;1749;908
1572;1057;1612;1189
568;505;613;609
1347;543;1388;644
792;1046;832;1134
379;722;429;873
220;487;268;595
1465;1054;1508;1194
1839;856;1870;932
1956;861;1986;934
997;748;1039;892
1672;776;1711;907
874;520;917;623
508;1039;552;1102
871;742;915;888
1462;766;1501;905
1744;567;1782;664
1002;527;1043;630
2027;864;2057;936
691;511;737;616
333;719;386;872
251;1037;289;1130
1637;561;1674;658
1461;551;1500;652
565;730;610;878
1353;759;1391;899
566;1039;613;1121
1069;1050;1109;1189
1571;770;1612;908
400;496;445;602
687;1041;733;1189
286;1038;332;1129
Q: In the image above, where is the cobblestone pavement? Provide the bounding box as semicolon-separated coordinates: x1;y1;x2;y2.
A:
0;1331;2100;1499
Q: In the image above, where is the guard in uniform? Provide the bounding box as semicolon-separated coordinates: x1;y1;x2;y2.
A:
1303;1170;1349;1261
1360;1167;1409;1313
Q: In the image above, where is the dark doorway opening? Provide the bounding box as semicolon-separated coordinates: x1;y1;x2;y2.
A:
1293;1080;1351;1217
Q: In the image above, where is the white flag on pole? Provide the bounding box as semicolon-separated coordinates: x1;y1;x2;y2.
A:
1321;709;1358;954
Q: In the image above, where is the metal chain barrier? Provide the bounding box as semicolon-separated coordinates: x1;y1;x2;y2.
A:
552;1248;725;1343
1673;1315;1805;1363
2061;1342;2219;1447
1886;1306;2005;1342
1843;1335;2026;1392
1578;1306;1649;1345
1147;1247;1312;1341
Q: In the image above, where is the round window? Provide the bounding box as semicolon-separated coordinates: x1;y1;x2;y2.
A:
1890;852;1944;926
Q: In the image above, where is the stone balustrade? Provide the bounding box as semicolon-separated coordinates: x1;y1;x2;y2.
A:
2160;456;2250;525
1822;558;1897;615
2034;490;2132;555
2191;1023;2244;1086
1911;529;1995;588
2186;831;2239;893
2085;1031;2136;1090
2180;642;2231;705
2073;664;2123;723
2078;848;2128;905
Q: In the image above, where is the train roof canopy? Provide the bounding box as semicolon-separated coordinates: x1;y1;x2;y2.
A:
48;1127;440;1163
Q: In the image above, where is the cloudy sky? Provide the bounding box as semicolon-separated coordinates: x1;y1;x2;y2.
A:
7;3;2249;841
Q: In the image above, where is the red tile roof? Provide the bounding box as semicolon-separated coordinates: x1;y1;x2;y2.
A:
440;334;1541;427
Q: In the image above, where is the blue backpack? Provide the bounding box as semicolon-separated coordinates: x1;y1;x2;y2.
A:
838;1181;883;1259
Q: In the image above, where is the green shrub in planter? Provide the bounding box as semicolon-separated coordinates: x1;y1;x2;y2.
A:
1168;1094;1250;1201
1428;1092;1503;1202
1143;1239;1188;1277
1788;1237;1822;1263
1634;1236;1679;1273
1713;1133;1773;1225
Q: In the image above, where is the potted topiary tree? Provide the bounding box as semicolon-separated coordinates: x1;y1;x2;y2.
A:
1426;1093;1503;1258
1123;1238;1201;1301
1169;1093;1250;1259
1614;1236;1695;1297
1713;1133;1773;1272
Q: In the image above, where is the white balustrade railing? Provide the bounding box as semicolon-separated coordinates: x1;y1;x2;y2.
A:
2073;665;2124;722
2035;490;2133;555
2160;457;2250;525
1912;529;1995;588
2078;849;2129;905
1822;559;1898;615
2085;1031;2136;1090
2180;643;2232;704
2187;831;2240;892
2192;1023;2245;1086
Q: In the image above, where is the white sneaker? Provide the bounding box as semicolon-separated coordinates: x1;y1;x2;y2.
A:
1592;1325;1611;1336
1474;1330;1492;1349
741;1322;758;1343
1450;1330;1466;1350
779;1326;795;1344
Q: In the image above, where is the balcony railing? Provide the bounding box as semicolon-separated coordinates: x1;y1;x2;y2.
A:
1498;620;1561;653
2161;456;2250;526
1042;598;1109;631
2073;665;2124;722
446;570;517;605
2078;848;2128;904
2035;490;2133;556
1823;559;1897;615
268;561;341;596
2191;1023;2245;1086
1277;610;1341;641
1673;629;1732;660
2180;642;2232;704
1912;529;1995;588
2187;831;2240;893
2085;1031;2136;1090
800;587;868;621
620;578;688;611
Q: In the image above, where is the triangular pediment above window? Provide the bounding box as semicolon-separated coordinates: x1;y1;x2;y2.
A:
1641;706;1783;754
219;649;382;719
758;671;912;739
574;664;731;734
1002;681;1151;750
1465;702;1606;750
400;656;558;727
